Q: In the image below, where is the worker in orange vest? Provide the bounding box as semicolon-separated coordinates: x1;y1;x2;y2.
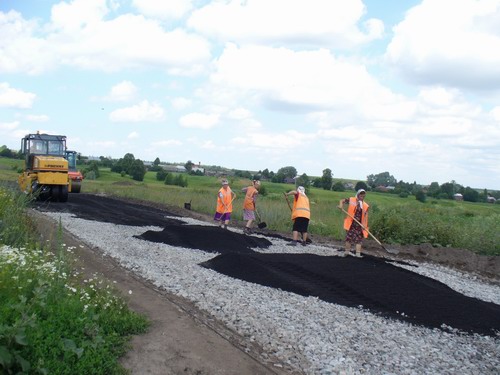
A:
338;189;369;257
284;186;311;246
214;179;236;229
242;180;261;234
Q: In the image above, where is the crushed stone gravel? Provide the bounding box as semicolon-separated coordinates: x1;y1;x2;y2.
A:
43;212;500;374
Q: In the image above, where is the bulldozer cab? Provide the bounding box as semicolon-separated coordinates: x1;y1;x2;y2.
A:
65;150;77;171
21;133;66;169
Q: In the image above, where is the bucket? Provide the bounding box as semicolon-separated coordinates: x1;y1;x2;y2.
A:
184;200;192;210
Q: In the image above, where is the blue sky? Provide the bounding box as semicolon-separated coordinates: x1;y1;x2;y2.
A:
1;0;499;189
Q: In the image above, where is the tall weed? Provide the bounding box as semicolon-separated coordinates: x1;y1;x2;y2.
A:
0;187;149;374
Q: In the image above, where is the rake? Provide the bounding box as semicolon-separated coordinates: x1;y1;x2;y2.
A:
338;207;399;255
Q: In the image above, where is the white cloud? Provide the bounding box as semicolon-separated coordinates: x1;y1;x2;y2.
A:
0;120;19;131
26;114;49;122
227;107;251;120
211;44;414;122
386;0;500;90
0;121;33;143
50;0;109;32
0;3;211;75
171;97;192;110
152;139;183;146
0;11;55;75
110;100;165;122
491;106;500;121
179;112;219;129
132;0;193;20
105;81;138;102
188;0;383;48
232;130;315;150
127;131;139;139
0;82;36;108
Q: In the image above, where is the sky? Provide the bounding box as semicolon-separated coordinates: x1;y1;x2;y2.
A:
1;0;500;190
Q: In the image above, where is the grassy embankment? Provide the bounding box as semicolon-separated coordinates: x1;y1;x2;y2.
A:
0;160;149;374
1;157;499;255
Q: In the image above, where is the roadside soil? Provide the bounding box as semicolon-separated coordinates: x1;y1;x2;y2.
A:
31;210;292;375
29;193;499;374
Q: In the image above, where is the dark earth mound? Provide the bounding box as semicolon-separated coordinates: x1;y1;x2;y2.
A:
136;224;272;254
38;193;500;337
201;253;500;336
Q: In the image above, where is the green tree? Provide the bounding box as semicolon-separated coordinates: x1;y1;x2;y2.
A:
355;181;368;191
367;171;397;188
82;161;100;179
463;187;479;202
277;166;297;180
272;172;286;183
332;181;345;191
427;182;440;198
156;169;167;181
261;168;270;179
174;174;188;187
440;182;455;199
153;157;160;166
130;159;146;181
122;153;136;174
0;145;14;158
184;160;194;173
320;168;333;190
295;173;310;190
99;156;114;168
164;173;174;185
415;190;426;203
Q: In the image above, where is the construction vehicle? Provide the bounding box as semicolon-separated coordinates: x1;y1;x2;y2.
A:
18;132;70;202
64;150;83;193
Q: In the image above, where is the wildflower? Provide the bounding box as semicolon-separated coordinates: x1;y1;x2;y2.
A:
128;290;132;295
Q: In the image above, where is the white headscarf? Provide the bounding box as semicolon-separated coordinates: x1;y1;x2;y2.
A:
356;189;366;208
297;186;306;195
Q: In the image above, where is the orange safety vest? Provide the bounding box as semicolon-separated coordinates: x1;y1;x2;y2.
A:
217;187;233;213
292;193;310;220
344;197;369;238
243;186;258;210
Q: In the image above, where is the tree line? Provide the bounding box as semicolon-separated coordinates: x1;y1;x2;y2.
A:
2;145;498;202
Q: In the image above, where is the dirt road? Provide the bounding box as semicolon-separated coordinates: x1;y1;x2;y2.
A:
31;210;291;375
31;194;500;373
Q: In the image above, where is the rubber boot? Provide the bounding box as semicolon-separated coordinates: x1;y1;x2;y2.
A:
343;243;351;257
355;244;363;258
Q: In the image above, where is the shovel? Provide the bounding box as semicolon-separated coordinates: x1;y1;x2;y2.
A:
284;192;293;212
338;207;399;255
255;208;267;229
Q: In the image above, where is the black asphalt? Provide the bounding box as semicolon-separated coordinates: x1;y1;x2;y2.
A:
38;193;500;336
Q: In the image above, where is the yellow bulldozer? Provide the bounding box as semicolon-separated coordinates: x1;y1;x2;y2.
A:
18;132;72;202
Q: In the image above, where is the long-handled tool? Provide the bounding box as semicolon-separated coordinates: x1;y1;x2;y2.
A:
218;196;236;225
338;207;399;255
255;209;267;229
284;192;293;212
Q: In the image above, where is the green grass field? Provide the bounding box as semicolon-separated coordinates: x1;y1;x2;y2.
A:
1;157;499;255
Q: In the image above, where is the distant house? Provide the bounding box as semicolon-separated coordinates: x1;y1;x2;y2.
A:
344;182;354;190
487;196;497;204
284;177;296;184
192;165;205;174
162;165;187;173
454;193;463;201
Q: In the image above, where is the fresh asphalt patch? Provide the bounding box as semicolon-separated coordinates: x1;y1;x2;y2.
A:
200;253;500;336
37;193;500;337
